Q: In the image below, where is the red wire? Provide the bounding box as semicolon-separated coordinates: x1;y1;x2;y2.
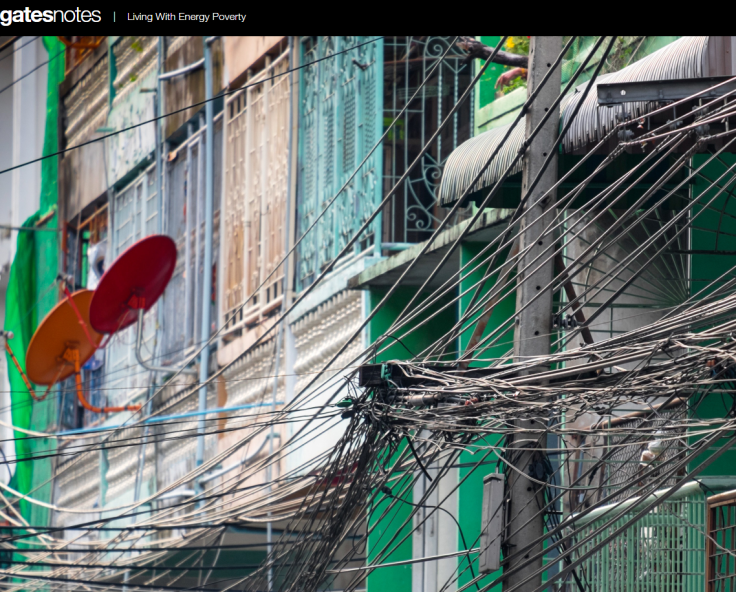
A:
62;285;98;349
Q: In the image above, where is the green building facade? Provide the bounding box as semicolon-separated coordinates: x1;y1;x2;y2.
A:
357;35;736;592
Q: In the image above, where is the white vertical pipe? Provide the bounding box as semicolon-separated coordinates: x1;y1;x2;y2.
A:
217;84;229;350
195;114;205;345
266;37;295;592
195;36;216;493
156;37;164;236
184;123;194;346
260;55;271;317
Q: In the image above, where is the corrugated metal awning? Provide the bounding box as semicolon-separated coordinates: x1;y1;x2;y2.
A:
439;36;709;208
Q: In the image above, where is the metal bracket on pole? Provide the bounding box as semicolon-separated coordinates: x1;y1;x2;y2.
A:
65;344;141;413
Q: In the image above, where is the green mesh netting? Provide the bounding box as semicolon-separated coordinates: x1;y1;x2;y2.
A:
3;36;64;533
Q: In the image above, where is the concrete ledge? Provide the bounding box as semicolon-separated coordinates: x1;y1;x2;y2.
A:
348;209;513;291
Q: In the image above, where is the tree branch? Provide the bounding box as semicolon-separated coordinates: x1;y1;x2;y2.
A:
456;36;529;69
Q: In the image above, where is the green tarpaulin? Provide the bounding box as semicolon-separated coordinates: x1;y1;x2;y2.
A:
3;36;64;530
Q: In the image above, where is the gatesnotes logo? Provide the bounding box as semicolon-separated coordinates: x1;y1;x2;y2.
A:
0;7;102;25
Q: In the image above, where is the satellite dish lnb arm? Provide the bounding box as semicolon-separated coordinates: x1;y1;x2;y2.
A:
135;309;197;376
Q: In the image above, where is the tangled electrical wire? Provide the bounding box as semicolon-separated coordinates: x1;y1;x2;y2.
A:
6;35;736;592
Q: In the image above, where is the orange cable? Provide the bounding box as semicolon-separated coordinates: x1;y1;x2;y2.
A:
4;340;52;401
68;347;141;414
62;284;98;349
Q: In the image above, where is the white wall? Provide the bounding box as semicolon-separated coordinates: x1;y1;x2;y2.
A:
0;37;49;483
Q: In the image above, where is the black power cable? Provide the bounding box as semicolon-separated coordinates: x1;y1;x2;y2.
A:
381;485;481;592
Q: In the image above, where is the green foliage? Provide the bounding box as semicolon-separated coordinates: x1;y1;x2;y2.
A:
496;36;646;96
603;36;643;73
503;36;529;56
499;36;529;95
501;75;526;95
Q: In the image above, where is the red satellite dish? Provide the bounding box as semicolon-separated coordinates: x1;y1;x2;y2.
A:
89;235;177;335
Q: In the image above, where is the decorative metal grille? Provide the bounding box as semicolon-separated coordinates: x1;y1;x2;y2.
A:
106;165;158;403
382;36;474;246
163;117;222;358
223;49;290;333
570;489;706;592
104;116;223;404
296;36;383;292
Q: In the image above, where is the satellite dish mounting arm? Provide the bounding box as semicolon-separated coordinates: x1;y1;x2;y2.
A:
135;309;197;376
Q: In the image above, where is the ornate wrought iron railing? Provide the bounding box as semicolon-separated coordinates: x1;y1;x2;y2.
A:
381;36;474;246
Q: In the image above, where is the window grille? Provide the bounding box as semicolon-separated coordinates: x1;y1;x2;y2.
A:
222;49;290;333
296;37;383;292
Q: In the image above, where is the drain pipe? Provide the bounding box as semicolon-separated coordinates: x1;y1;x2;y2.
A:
195;36;216;498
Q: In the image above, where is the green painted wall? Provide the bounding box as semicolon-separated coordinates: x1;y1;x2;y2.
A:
365;246;518;591
456;241;516;590
476;36;505;111
366;286;456;592
689;153;736;478
458;242;515;367
369;286;456;364
366;447;414;592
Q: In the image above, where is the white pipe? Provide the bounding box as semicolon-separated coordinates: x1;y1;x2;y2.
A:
571;477;736;527
195;36;216;496
194;114;204;345
184;123;195;346
158;58;204;81
135;309;197;375
157;488;195;502
156;37;164;235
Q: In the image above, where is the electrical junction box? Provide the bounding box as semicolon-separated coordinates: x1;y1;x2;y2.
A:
479;472;504;574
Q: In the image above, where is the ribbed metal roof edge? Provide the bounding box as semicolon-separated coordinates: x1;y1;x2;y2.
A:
439;37;709;207
560;36;707;154
438;124;525;207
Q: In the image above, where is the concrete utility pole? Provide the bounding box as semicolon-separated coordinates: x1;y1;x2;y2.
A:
505;36;562;592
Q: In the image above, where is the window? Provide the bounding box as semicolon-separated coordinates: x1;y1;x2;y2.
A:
296;36;383;291
222;48;290;333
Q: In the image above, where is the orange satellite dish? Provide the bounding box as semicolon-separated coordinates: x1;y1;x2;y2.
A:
26;289;102;385
24;289;140;414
